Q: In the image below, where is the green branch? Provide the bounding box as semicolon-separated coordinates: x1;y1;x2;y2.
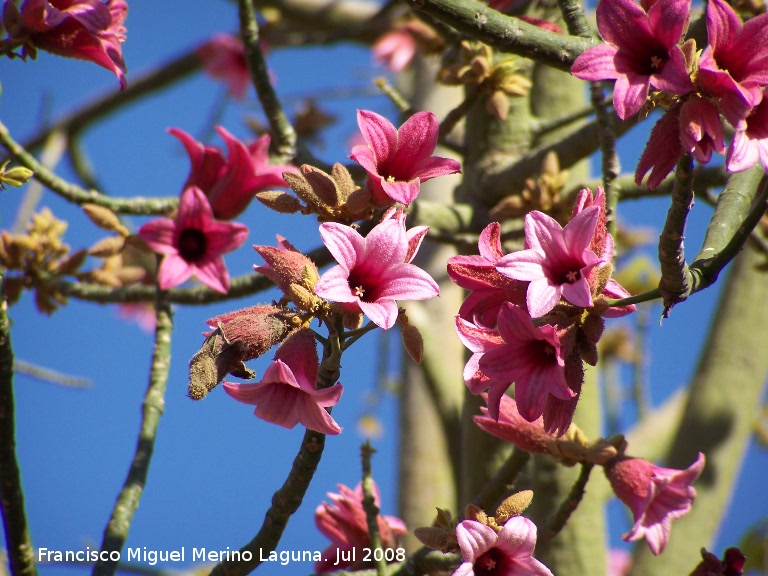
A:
404;0;592;71
657;155;695;316
361;442;387;576
93;286;174;576
538;462;594;544
238;0;297;161
0;279;38;576
0;120;178;216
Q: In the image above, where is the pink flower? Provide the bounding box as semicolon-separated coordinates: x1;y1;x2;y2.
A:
726;89;768;172
7;0;128;89
447;222;528;329
473;393;555;455
372;29;418;72
604;452;705;555
454;316;507;417
570;0;692;120
197;34;249;99
697;0;768;129
314;480;407;573
477;303;572;424
314;210;439;330
138;186;248;293
680;95;726;164
223;328;343;435
349;109;461;206
168;126;297;220
496;207;602;318
453;517;552;576
634;104;685;188
635;96;725;188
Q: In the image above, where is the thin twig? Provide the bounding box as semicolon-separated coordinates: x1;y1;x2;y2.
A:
0;280;38;576
472;448;531;513
538;462;594;543
238;0;297;161
361;442;387;576
93;282;173;576
374;77;414;115
590;81;620;237
0;119;178;215
13;359;91;389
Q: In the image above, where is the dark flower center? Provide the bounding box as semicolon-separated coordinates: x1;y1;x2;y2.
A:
347;269;377;303
178;228;207;262
474;548;508;575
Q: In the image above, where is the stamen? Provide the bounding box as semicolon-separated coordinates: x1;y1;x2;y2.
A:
565;270;579;283
353;285;365;297
650;55;663;70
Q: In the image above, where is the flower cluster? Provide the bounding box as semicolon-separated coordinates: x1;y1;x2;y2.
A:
572;0;768;187
448;188;635;434
138;126;297;293
3;0;128;89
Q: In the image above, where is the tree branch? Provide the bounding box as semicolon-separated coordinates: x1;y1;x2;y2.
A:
0;279;38;576
93;285;173;576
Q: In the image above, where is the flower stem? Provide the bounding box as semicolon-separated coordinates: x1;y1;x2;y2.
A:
471;448;531;512
0;280;38;576
93;283;173;576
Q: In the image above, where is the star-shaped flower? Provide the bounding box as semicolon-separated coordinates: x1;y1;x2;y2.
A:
314;210;439;329
349;109;461;206
496;207;602;318
138;186;248;293
571;0;692;120
453;517;552;576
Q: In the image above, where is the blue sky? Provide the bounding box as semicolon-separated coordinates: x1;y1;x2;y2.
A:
1;1;766;575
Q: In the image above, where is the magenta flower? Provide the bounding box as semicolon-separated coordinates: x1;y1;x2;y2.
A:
223;328;343;435
453;517;552;576
605;452;705;555
168;126;297;220
473;393;555;455
478;303;572;423
349;109;461;206
634;104;685;188
447;222;528;329
138;186;248;293
454;316;507;417
496;207;602;318
372;28;418;72
680;95;726;164
315;480;407;573
6;0;128;89
570;0;692;120
314;210;439;330
197;34;250;100
697;0;768;129
726;89;768;172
